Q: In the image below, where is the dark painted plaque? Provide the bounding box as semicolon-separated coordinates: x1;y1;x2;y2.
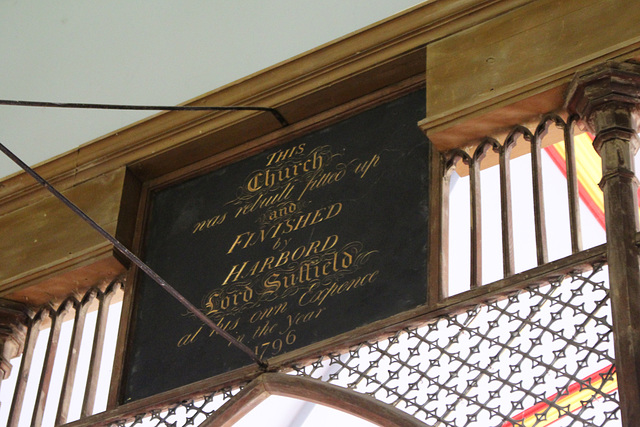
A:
121;90;430;402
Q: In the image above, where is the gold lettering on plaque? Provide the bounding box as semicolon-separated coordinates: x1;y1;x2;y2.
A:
223;234;339;286
176;139;390;356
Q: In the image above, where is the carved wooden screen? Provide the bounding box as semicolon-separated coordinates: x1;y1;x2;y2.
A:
0;281;124;426
0;109;623;427
100;114;621;426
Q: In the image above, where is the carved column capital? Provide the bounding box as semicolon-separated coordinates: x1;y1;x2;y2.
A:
566;61;640;189
0;299;31;379
565;60;640;154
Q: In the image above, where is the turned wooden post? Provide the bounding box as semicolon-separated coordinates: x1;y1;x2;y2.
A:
566;60;640;425
0;299;30;383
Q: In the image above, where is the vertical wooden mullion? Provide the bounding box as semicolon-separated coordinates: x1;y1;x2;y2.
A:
31;303;71;427
429;146;447;302
107;274;132;410
441;149;470;295
469;141;495;288
439;171;451;300
55;292;96;426
564;117;583;253
7;314;43;427
531;134;548;265
81;285;118;417
499;142;515;277
469;153;483;289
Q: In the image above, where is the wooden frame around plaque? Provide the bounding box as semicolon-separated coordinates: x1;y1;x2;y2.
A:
118;87;431;403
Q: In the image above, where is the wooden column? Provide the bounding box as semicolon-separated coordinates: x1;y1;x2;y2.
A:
566;61;640;425
0;299;30;383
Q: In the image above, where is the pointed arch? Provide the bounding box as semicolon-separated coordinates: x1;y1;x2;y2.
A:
202;373;429;427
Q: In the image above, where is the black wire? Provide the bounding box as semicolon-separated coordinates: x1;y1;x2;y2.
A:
0;140;267;368
0;96;287;367
0;99;289;127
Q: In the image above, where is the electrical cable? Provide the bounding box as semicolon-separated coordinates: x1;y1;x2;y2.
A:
0;99;289;127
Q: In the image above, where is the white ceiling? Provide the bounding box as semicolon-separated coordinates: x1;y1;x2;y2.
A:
0;0;421;181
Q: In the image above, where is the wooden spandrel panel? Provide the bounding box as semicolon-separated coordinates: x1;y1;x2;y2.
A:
122;90;430;402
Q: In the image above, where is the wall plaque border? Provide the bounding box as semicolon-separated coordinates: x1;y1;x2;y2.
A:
120;89;430;402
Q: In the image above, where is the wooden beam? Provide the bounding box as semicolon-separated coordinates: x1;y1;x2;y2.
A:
0;168;129;303
422;0;640;150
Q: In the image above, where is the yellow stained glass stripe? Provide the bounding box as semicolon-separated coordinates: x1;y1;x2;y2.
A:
520;372;617;426
552;133;604;215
